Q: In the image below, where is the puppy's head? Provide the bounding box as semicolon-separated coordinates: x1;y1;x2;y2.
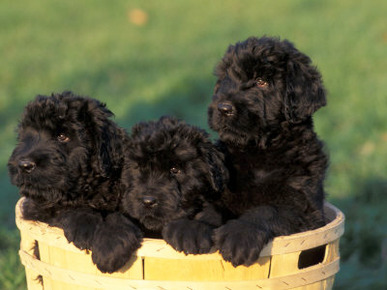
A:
7;91;125;202
208;36;326;146
122;116;227;232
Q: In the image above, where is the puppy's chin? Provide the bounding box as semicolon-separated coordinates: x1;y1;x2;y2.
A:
141;216;164;232
20;184;67;203
209;111;250;145
217;128;252;147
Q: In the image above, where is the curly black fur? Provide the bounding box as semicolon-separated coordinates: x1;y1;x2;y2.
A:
8;91;142;273
208;36;328;266
121;116;229;254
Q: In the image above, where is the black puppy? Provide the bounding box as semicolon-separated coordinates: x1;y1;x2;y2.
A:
208;36;328;266
121;116;229;254
8;91;142;273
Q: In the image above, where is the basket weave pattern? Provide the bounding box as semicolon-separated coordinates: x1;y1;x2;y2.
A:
16;198;344;290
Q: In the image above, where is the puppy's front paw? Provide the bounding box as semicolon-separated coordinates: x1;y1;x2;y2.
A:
162;219;214;254
213;220;268;267
91;213;143;273
60;210;103;250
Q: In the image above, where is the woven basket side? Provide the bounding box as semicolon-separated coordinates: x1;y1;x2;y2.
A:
19;249;340;289
16;198;344;289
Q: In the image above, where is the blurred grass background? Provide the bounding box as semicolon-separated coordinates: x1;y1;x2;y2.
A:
0;0;386;289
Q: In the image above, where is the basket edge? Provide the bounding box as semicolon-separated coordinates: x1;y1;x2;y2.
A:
15;198;345;259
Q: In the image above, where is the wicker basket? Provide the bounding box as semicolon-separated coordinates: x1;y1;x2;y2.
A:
15;198;344;289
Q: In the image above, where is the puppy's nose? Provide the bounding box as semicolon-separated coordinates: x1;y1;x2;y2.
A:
217;103;234;115
142;196;157;207
18;159;36;173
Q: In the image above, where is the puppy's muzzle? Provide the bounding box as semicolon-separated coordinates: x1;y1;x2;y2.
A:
217;102;235;116
18;159;36;173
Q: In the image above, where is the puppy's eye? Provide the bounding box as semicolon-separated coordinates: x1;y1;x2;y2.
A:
57;133;70;143
256;78;269;88
170;167;181;175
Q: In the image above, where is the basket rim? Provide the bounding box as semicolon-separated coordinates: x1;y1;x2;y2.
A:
19;248;340;289
15;197;344;259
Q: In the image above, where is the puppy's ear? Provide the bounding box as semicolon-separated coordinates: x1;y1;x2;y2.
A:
79;99;125;178
284;53;326;122
202;145;229;196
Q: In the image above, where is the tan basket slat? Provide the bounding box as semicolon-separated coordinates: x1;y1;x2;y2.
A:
19;250;339;290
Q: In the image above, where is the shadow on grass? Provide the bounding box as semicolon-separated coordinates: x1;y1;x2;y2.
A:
330;177;387;289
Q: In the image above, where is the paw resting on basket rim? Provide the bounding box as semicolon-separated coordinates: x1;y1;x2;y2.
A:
162;218;216;255
59;209;103;251
213;219;270;267
91;213;143;273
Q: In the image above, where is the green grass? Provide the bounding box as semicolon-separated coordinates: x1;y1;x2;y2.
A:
1;0;386;288
0;229;25;289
